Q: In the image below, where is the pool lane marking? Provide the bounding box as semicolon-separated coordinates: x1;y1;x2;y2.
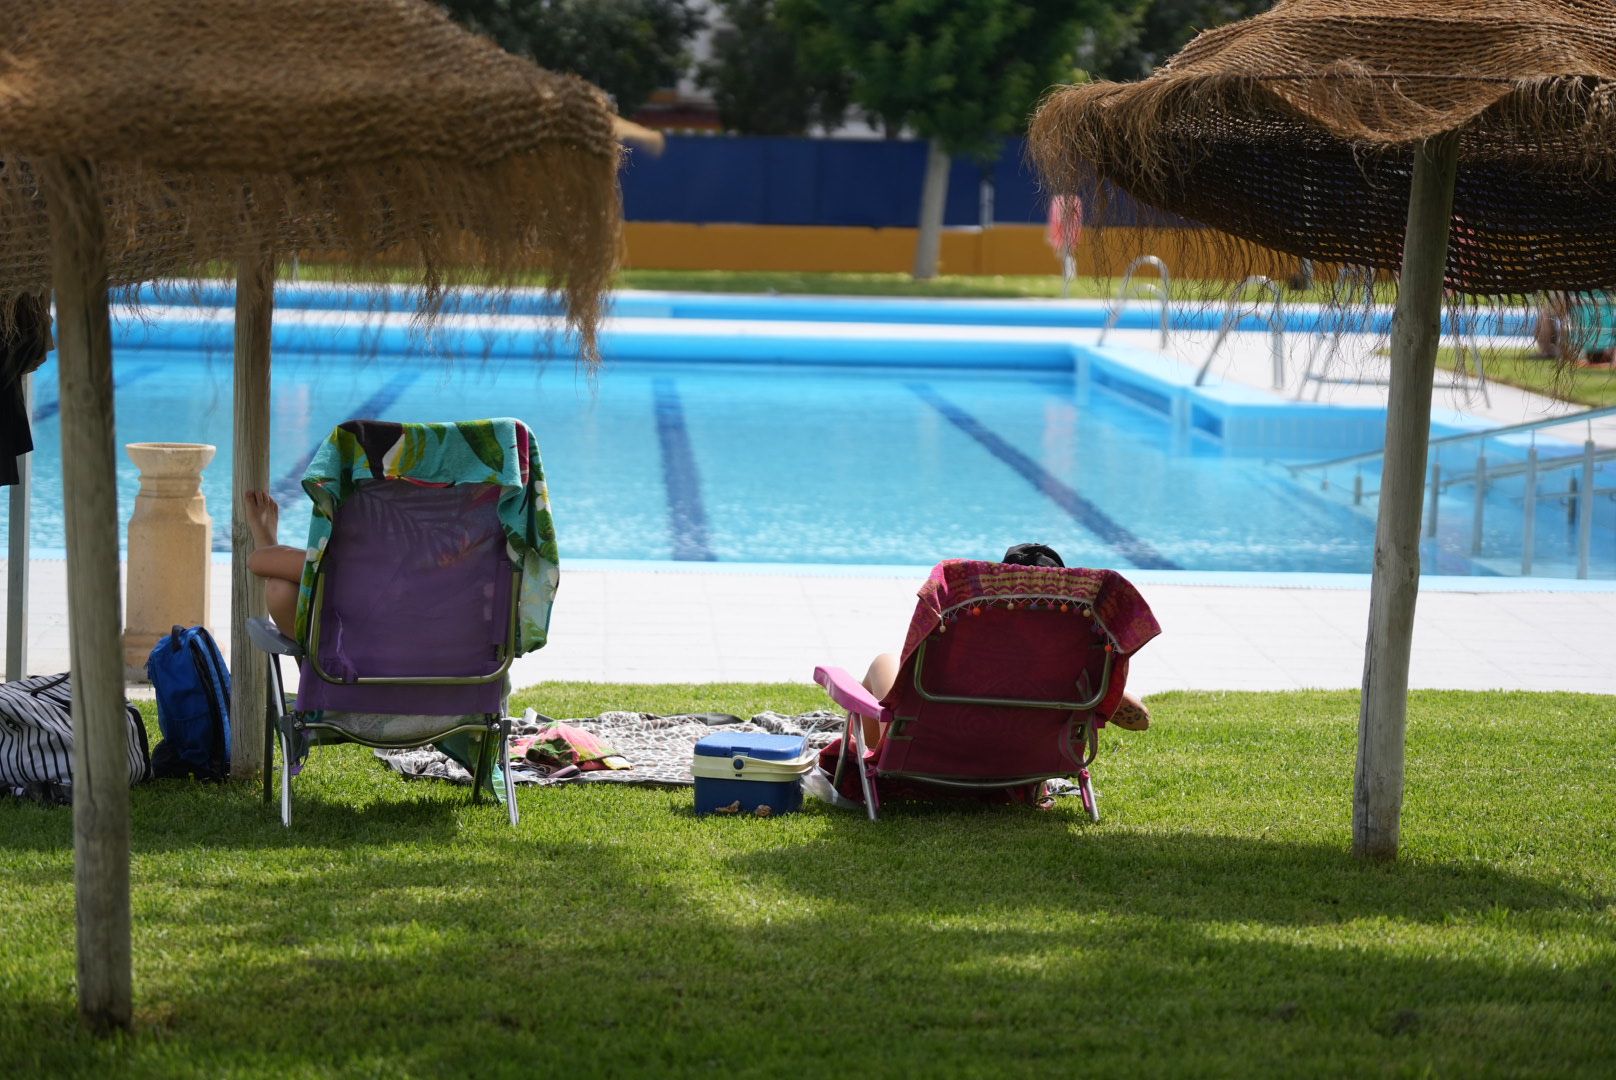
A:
652;377;716;561
908;382;1181;570
31;362;165;423
268;368;425;509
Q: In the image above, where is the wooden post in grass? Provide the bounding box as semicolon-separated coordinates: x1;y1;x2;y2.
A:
1354;134;1460;861
45;157;131;1032
230;249;274;781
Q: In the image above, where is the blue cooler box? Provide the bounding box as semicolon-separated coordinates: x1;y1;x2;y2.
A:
692;732;815;816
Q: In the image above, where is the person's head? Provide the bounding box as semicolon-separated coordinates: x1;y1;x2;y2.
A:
1000;542;1064;568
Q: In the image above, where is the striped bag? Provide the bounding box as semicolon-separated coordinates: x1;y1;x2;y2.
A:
0;673;151;800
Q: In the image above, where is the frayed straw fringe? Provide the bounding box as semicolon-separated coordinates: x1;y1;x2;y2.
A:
0;0;625;361
0;150;621;361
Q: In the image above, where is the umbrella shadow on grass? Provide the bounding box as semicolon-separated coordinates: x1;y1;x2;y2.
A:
0;765;472;857
727;808;1600;928
3;832;1610;1078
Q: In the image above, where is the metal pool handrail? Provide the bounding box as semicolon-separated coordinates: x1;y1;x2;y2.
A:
1194;275;1285;388
1286;402;1616;476
1097;255;1170;350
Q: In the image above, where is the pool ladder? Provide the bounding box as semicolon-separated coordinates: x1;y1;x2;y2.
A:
1295;267;1490;406
1194;276;1287;390
1097;255;1170;351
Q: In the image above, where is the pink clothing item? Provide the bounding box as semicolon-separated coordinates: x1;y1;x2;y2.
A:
1046;194;1084;251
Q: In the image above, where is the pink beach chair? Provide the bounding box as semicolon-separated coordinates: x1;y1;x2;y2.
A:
813;560;1160;822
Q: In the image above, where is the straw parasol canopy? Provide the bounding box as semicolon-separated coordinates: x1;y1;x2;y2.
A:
1029;0;1616;865
0;0;623;352
1030;0;1616;295
0;0;626;1035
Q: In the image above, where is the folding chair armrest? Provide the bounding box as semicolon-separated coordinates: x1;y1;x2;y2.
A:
814;665;891;723
247;616;303;657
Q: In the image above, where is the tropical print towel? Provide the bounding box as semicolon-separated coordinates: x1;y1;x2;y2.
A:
293;418;559;653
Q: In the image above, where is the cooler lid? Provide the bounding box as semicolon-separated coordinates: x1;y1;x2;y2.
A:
693;732;809;761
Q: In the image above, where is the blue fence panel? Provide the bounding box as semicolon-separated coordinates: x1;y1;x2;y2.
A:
811;139;923;226
622;135;996;227
991;138;1045;225
619;134;1194;229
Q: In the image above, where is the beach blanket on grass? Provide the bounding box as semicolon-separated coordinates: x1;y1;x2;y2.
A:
375;710;845;787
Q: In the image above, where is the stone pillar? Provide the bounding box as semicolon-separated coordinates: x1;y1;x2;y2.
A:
123;442;216;679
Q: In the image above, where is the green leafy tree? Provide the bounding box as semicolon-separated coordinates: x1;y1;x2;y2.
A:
438;0;704;116
1092;0;1274;79
697;0;850;135
780;0;1146;279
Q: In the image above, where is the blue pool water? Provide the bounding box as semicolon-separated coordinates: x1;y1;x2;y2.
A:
4;290;1614;578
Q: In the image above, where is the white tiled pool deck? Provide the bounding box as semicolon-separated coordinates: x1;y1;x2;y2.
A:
6;556;1616;696
8;307;1616;697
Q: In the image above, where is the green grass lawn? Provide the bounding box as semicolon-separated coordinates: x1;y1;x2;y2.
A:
288;262;1120;299
3;686;1612;1077
1438;346;1616;408
288;263;1405;304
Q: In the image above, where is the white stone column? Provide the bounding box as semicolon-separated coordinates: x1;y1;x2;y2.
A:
123;442;216;679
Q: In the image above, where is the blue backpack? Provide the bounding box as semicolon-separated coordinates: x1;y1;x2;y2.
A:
147;625;232;781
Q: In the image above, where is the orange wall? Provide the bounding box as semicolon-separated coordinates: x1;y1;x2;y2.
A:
621;222;1299;280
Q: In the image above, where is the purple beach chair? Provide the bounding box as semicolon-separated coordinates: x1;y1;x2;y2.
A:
248;418;559;827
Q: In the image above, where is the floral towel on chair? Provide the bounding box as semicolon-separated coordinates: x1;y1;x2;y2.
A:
293;417;559;655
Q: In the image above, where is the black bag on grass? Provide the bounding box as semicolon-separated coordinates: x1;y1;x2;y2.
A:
0;672;151;800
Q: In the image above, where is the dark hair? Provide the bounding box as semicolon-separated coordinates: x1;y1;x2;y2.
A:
1001;542;1064;568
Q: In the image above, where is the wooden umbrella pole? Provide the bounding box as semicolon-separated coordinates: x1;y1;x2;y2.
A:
230;248;274;781
44;157;131;1032
1354;133;1460;861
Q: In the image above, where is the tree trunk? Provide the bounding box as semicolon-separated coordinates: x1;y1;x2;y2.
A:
45;157;131;1033
230;251;274;781
912;139;950;281
1353;134;1460;861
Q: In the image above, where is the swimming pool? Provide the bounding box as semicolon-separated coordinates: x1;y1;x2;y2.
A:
4;288;1613;578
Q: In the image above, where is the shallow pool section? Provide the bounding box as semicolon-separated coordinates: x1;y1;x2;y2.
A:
6;290;1615;578
0;347;1504;574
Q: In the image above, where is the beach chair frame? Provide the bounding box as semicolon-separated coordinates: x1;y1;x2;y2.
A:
250;572;521;827
815;638;1115;824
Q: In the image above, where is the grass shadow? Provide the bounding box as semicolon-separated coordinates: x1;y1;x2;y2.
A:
729;810;1600;927
3;829;1609;1078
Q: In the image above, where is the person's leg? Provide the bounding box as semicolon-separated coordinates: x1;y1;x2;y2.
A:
855;652;900;750
244;490;304;631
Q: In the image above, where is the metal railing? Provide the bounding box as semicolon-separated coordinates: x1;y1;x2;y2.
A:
1289;404;1616;578
1194;275;1285;389
1097;255;1170;351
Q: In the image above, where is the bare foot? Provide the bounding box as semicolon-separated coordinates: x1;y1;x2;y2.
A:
1108;693;1151;732
244;490;279;549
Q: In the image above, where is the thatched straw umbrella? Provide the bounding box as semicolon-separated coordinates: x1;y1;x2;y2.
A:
1030;0;1616;862
0;0;621;1032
